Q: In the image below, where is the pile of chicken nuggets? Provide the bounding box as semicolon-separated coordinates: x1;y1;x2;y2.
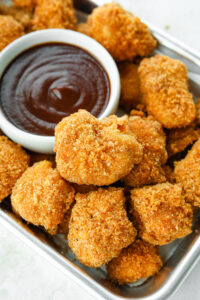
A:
1;0;200;286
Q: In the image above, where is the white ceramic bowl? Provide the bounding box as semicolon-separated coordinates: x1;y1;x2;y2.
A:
0;29;120;154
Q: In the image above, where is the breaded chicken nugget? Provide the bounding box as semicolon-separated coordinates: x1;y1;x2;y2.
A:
118;62;141;112
122;115;167;187
166;122;200;158
106;239;162;284
138;55;196;128
0;15;24;51
0;4;32;31
55;110;143;186
11;161;75;234
13;0;36;11
68;188;137;267
0;136;30;202
87;3;157;61
174;139;200;207
32;0;76;30
130;183;193;245
77;23;90;36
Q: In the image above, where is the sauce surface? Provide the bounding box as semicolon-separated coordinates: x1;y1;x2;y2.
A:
0;43;110;136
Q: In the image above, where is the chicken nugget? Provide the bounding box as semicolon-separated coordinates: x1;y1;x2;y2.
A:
0;136;30;202
122;115;167;187
11;161;75;234
130;183;193;245
55;110;143;186
106;239;162;285
138;55;196;128
0;4;32;32
87;3;157;61
118;62;141;112
166;122;200;158
32;0;76;30
0;15;24;51
68;187;137;267
174;139;200;207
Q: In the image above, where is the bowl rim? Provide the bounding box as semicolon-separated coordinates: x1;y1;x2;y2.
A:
0;29;120;153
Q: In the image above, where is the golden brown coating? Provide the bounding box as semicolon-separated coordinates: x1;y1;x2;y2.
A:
32;0;76;30
13;0;36;11
68;187;137;267
87;3;157;61
196;98;200;125
130;183;193;245
0;4;32;31
77;23;90;36
118;62;141;111
106;239;163;284
11;161;75;234
122;115;167;187
166;122;200;158
138;55;196;128
0;15;24;51
174;139;200;207
0;136;30;202
55;110;143;186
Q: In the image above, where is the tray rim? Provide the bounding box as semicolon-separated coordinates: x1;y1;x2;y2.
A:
0;20;200;300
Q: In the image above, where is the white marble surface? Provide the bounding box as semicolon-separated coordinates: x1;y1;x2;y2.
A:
0;1;200;300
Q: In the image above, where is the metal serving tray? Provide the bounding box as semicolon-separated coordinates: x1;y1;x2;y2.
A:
0;1;200;299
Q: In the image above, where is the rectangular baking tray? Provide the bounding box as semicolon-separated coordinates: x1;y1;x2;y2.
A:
1;1;200;299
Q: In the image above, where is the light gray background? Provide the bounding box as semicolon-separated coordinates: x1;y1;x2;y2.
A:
0;0;200;299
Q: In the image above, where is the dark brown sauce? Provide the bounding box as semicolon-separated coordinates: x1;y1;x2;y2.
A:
0;43;110;136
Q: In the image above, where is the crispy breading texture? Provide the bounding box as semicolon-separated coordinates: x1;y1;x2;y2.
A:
87;3;157;61
32;0;76;30
138;55;196;128
0;136;30;202
11;161;75;234
122;115;167;187
106;239;163;284
174;139;200;207
118;62;141;111
166;122;200;158
55;110;143;186
130;183;193;245
68;187;137;267
0;15;24;51
0;4;32;31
